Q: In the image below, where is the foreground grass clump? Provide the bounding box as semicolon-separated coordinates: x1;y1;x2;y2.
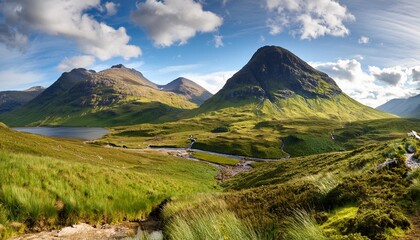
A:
191;151;240;165
163;195;268;240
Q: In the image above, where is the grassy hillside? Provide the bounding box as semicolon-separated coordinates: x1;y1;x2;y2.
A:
164;138;420;239
0;125;218;239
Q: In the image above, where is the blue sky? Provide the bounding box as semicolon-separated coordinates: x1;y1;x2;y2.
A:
0;0;419;107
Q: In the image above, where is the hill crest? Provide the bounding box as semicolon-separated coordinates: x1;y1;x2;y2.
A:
160;77;213;105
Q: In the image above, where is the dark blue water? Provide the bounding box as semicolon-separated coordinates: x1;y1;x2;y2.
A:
12;127;108;140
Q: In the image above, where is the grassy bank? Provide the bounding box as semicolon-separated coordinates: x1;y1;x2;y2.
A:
191;151;240;165
0;126;218;239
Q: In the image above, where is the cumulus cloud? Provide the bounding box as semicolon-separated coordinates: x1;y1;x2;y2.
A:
358;36;369;44
214;35;224;48
311;60;420;107
369;66;405;86
184;71;236;94
266;0;355;39
57;55;96;72
0;0;140;60
0;69;44;91
131;0;223;47
104;2;118;16
412;68;420;82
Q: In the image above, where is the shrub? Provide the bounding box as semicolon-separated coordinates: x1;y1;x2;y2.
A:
211;126;230;133
346;198;410;239
324;178;367;209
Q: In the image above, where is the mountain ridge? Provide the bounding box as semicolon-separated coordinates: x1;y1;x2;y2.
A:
160;77;213;104
0;86;45;114
198;45;393;121
0;65;207;126
376;94;420;118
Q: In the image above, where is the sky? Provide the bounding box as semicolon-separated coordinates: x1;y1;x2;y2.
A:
0;0;419;107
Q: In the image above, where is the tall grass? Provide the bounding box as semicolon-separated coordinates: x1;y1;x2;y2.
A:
163;195;267;240
283;209;327;240
305;173;340;196
0;150;218;239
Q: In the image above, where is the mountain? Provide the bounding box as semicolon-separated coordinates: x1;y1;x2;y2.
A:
160;77;213;105
0;86;45;114
376;94;420;118
199;46;393;121
0;65;197;126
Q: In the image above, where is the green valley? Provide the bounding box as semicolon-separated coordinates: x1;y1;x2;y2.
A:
1;45;419;240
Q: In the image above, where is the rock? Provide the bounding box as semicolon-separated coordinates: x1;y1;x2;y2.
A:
10;222;24;230
376;158;398;170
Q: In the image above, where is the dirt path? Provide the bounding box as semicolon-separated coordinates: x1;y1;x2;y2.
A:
9;222;140;240
398;215;420;240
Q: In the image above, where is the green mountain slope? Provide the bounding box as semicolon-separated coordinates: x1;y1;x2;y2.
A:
0;86;44;114
376;94;420;118
199;46;393;121
160;77;213;105
0;65;197;126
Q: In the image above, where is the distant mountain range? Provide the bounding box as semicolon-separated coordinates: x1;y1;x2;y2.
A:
0;86;45;114
0;46;393;127
0;65;212;126
160;77;212;105
199;46;392;121
376;94;420;118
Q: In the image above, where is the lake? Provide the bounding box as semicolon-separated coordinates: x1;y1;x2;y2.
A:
12;127;108;140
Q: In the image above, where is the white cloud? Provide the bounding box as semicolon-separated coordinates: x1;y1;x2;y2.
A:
311;59;420;107
57;55;96;72
0;69;44;91
266;0;355;39
358;36;369;44
159;64;201;74
369;66;406;86
0;23;28;51
183;71;236;94
214;35;224;48
131;0;223;47
0;0;140;60
104;2;118;16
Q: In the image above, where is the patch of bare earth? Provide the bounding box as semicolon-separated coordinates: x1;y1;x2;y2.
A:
10;222;139;240
399;215;420;240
